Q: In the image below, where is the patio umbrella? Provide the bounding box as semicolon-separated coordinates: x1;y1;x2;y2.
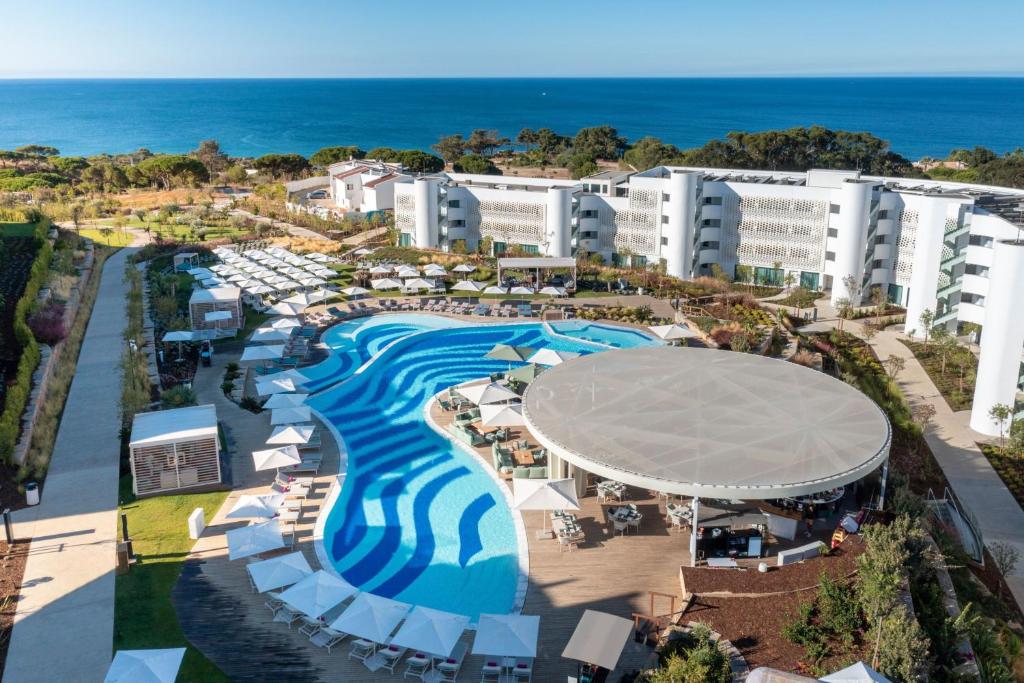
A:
483;285;507;295
263;393;309;409
368;265;392;275
485;344;534;362
246;284;275;295
353;247;374;256
274;369;310;385
270;406;312;425
389;606;470;658
480;403;526;427
246;551;313;593
268;317;302;330
227;273;250;283
267;423;315;445
240;344;285;363
342;286;370;296
821;662;892;683
104;648;186;683
538;286;568;297
562;610;633;672
188;267;214;279
298;277;327;287
161;330;194;359
648;323;698;341
451;280;484;293
251;327;293;343
397;267;421;279
403;278;435;290
457;381;519;406
509;286;534;295
372;278;403;290
328;593;411;644
268;301;305;316
251;445;301;471
255;375;297;396
423;265;447;276
283;291;317;307
513;477;580;537
226;520;286;560
204;310;233;323
506;363;544;384
226;493;286;519
452;263;476;273
472;614;540;658
527;348;580;366
306;288;338;303
279;570;359;619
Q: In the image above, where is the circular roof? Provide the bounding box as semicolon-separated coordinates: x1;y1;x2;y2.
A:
522;347;891;499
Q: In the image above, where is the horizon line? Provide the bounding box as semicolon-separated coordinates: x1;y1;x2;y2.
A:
2;73;1024;81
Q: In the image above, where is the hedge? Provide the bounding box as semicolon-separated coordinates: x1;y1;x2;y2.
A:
0;219;54;463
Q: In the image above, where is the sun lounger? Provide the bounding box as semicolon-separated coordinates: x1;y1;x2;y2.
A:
275;472;314;488
298;615;322;636
269;480;309;498
511;657;534;682
403;653;430;679
435;641;468;681
309;626;348;652
379;644;407;673
273;603;303;626
349;638;377;662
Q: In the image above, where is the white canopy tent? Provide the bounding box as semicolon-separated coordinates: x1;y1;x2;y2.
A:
328;593;411;644
648;323;698;341
402;278;436;291
251;328;293;344
227;493;286;519
513;478;580;538
270;406;312;425
263;393;309;409
509;286;534;295
480;403;526;427
389;606;470;658
368;265;392;275
451;280;485;293
342;286;370;296
538;286;568;297
472;614;540;658
268;301;305;316
562;610;634;672
246;552;314;592
452;263;476;273
483;285;507;295
279;570;358;619
226;521;286;560
240;345;285;363
820;662;892;683
372;278;403;290
251;445;302;471
104;648;186;683
457;382;519;406
267;423;315;445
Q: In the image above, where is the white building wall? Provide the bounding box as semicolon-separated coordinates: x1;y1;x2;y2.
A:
830;180;874;304
903;196;960;336
413;178;440;249
664;170;699;278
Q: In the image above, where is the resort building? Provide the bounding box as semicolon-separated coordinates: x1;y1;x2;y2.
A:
394;167;1024;435
189;286;243;333
326;160;408;213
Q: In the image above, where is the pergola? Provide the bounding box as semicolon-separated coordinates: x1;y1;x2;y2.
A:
496;257;576;289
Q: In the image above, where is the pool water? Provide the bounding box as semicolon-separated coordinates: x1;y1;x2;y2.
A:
548;320;661;348
308;315;658;618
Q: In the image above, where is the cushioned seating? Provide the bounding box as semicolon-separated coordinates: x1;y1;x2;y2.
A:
447;423;486;446
512;467;531;479
529;466;548;478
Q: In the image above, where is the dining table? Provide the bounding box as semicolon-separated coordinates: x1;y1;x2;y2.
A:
512;449;535;466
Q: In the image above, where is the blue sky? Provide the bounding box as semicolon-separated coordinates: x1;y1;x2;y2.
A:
3;0;1023;78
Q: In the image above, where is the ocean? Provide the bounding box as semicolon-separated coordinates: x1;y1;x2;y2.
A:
0;77;1022;160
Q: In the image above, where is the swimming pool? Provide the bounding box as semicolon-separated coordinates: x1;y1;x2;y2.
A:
548;320;662;348
307;315;658;618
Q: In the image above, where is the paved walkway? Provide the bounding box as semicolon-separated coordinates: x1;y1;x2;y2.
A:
4;246;139;682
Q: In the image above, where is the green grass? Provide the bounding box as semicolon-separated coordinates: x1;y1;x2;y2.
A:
115;476;230;682
214;305;269;346
900;339;977;411
78;227;134;246
0;221;38;237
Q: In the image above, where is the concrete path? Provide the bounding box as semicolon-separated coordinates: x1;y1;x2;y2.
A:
4;246;138;682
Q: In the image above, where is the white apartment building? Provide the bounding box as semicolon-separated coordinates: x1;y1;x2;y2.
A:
394;166;1024;435
327;160;408;213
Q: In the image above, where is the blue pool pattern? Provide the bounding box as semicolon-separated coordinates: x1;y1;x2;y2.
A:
307;315;659;618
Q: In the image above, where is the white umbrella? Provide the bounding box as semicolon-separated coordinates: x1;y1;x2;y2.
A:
274;368;310;385
483;285;507;295
267;423;316;445
821;662;892;683
252;445;301;471
397;268;421;279
452;263;476;273
513;477;580;536
451;280;484;293
275;280;304;292
283;291;318;307
472;614;540;658
268;317;302;330
263;393;309;409
280;570;358;619
342;286;370;296
255;375;297;395
509;286;534;295
423;265;447;276
246;552;313;593
390;606;470;658
403;278;435;290
372;278;403;290
480;403;526;427
308;288;338;303
268;301;305;316
204;310;233;323
227;493;286;519
226;521;286;560
538;286;568;297
368;265;392;275
527;348;580;366
353;247;373;256
161;330;194;343
270;406;312;425
648;323;698;341
246;284;275;295
329;593;411;644
457;381;519;406
241;344;286;362
104;648;186;683
251;327;293;343
563;610;633;672
188;268;214;278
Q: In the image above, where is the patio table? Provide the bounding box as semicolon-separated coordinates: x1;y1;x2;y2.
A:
512;449;535;466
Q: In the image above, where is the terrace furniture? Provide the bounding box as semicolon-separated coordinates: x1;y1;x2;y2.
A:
273;604;303;626
298;615;322;636
528;466;548;478
309;627;348;652
349;638;377;662
380;645;407;673
512;449;535;466
512;467;531;479
613;519;628;536
269;481;309;498
404;653;430;679
264;591;285;613
511;658;534;682
480;662;502;682
435;641;468;681
439;399;454;411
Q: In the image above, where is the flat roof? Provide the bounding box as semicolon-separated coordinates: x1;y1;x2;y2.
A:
497;257;576;269
130;404;218;447
190;286;241;303
522;347;891;499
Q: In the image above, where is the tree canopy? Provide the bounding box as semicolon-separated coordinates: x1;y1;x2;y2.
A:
192;139;229;174
431;134;467;163
453;154;501;175
137;155;210;189
310;145;367;168
573;126;628;160
395;149;444;173
252;153;310;179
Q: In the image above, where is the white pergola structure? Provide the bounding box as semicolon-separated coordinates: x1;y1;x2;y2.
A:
129;404;222;496
496;257;577;291
522;347;892;566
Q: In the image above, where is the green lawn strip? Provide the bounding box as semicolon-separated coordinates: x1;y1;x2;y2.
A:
115;476;230;682
78;228;133;247
0;222;38;237
899;339;977;411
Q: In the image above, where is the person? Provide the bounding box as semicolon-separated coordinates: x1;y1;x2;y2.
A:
804;503;815;538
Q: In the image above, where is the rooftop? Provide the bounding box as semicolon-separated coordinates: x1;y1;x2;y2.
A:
190;287;241;303
522;347;891;498
130;404;218;447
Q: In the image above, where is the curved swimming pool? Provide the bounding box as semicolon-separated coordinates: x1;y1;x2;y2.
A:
307;314;659;618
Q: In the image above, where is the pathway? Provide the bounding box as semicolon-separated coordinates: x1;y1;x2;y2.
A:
4;245;139;682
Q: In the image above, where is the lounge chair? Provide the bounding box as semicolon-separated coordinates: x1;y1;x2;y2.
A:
275;472;314;488
403;653;430;679
273;604;303;626
480;661;502;682
379;644;407;673
511;658;534;682
436;641;468;681
298;615;322;636
349;638;377;662
263;591;285;614
309;627;348;652
269;480;309;498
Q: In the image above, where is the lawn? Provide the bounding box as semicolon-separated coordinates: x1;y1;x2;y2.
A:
115;476;230;682
214;304;269;346
78;227;134;247
0;222;38;238
775;287;820;309
900;339;977;411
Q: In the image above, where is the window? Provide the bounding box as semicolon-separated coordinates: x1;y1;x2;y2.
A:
580;209;599;218
398;233;412;247
518;244;540;255
661;236;668;246
872;259;885;269
346;183;354;190
752;266;784;287
701;218;721;228
825;251;836;262
887;284;903;304
965;263;989;277
448;199;460;208
704;196;722;205
874;235;887;245
493;241;507;255
580;231;598;240
631;255;647;268
800;271;820;291
827;228;839;238
449;219;465;228
878;209;889;219
830;204;841;214
662;193;670;202
969;234;994;248
661;215;669;224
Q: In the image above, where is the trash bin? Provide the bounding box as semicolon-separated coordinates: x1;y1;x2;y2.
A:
25;482;39;506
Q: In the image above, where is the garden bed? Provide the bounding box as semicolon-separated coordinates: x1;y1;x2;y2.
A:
0;540;30;674
979;443;1024;511
899;339;977;411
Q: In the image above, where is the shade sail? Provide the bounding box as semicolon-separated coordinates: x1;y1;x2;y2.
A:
270;406;312;425
104;648;186;683
240;345;285;362
472;614;540;658
821;662;892;683
527;348;580;366
252;445;301;471
279;570;358;619
485;344;534;362
648;323;698;341
457;382;519;406
480;403;526;427
227;493;286;519
329;593;410;644
267;423;315;445
247;551;314;592
388;606;470;658
563;610;633;670
226;521;286;560
263;393;309;409
522;347;892;499
451;280;485;293
513;478;580;511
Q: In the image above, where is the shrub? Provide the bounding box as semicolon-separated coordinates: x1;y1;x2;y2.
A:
28;303;67;345
220;381;235;396
239;396;263;413
160;385;197;409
